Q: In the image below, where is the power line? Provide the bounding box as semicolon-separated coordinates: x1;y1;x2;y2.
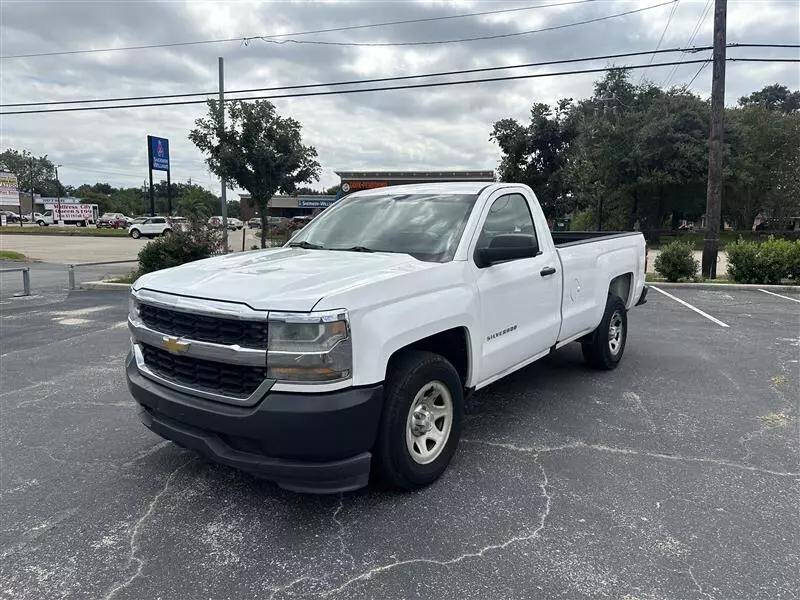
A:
663;0;713;86
3;58;797;116
0;46;714;108
0;0;598;60
685;59;712;88
257;1;678;47
639;0;680;83
2;43;793;109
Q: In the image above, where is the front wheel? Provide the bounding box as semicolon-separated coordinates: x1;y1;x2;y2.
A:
582;294;628;370
130;229;141;239
375;351;463;490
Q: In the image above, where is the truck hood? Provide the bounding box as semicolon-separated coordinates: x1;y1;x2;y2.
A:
134;247;439;311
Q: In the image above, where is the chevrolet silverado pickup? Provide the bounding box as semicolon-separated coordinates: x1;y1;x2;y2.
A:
126;182;647;493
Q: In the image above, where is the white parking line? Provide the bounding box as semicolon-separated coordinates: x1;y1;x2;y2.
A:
758;289;800;304
650;286;730;328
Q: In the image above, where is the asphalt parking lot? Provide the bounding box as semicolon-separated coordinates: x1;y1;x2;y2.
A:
1;286;797;599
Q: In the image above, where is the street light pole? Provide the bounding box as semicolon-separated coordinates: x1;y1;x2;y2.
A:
219;56;228;253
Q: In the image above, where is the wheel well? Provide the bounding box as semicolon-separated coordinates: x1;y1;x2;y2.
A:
388;327;470;386
609;273;632;305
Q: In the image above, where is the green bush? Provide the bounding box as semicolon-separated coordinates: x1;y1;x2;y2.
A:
726;236;800;284
654;240;698;282
136;221;222;276
569;209;595;231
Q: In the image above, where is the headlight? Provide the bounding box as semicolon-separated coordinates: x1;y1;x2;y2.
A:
267;311;352;383
129;295;140;322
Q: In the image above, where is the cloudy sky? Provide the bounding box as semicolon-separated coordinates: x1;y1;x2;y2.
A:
1;0;798;197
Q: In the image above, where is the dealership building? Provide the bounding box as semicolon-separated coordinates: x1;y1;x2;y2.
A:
336;170;495;195
239;171;495;219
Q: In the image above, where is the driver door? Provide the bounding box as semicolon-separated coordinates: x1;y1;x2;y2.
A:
472;192;562;383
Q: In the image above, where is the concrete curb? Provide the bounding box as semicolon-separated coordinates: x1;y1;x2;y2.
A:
81;280;132;291
648;281;799;292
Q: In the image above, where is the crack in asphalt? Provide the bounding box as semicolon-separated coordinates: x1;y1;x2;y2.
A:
315;453;552;598
685;563;715;600
332;494;355;570
101;456;195;600
463;438;800;478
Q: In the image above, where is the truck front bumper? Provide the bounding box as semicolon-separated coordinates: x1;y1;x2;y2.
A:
125;351;383;493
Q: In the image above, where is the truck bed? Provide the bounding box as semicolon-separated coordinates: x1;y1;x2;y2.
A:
551;231;642;247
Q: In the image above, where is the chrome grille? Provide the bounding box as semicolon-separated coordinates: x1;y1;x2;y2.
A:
139;303;268;349
141;343;267;399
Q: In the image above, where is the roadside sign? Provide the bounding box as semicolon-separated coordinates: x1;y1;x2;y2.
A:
0;171;20;206
149;136;170;171
298;198;337;209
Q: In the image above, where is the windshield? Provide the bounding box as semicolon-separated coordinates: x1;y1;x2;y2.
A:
288;193;478;262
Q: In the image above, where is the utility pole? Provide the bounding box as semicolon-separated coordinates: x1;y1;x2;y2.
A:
701;0;727;278
29;158;35;225
219;56;228;253
55;164;62;225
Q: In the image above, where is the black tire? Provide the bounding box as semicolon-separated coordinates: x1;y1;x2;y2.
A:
375;350;463;490
162;228;172;236
130;229;141;239
36;220;45;226
582;294;628;370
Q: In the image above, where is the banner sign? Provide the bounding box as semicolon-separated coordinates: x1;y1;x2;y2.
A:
0;171;20;206
43;203;95;220
298;198;337;209
149;136;170;171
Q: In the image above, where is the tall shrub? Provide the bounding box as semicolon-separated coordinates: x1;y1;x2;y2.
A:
137;221;222;276
654;240;698;282
726;237;799;284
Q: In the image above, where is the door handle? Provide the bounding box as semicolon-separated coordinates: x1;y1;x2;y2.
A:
540;266;557;277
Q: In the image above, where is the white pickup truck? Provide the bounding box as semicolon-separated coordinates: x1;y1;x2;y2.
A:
126;183;647;493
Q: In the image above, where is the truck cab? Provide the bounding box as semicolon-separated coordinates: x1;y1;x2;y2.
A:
126;183;646;493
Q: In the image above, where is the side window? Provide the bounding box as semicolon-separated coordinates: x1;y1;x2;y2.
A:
475;193;538;252
151;217;165;224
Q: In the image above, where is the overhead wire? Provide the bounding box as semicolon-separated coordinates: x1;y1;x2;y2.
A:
0;0;599;60
257;1;678;47
662;0;713;86
3;58;797;116
1;43;794;109
639;0;680;83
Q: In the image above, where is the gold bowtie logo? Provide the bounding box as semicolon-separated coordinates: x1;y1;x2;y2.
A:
162;336;190;354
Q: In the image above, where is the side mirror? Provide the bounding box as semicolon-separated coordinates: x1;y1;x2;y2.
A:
475;234;539;268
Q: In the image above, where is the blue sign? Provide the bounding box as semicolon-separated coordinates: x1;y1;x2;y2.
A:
149;136;170;171
298;197;337;209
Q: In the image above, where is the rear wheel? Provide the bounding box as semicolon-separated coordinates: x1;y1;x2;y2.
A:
375;351;463;490
582;294;627;370
162;228;172;236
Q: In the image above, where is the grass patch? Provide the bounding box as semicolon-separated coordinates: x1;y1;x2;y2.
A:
106;272;137;284
0;250;26;261
758;411;793;428
0;226;127;237
645;273;734;284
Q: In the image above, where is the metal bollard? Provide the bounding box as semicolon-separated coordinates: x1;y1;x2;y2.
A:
68;264;75;290
22;267;30;296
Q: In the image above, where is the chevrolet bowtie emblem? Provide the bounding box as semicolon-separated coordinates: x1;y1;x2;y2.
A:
162;336;190;354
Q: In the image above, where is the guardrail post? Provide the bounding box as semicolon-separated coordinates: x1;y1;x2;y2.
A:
22;267;30;296
68;264;75;290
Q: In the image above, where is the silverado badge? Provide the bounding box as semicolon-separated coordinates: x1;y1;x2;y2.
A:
162;336;190;355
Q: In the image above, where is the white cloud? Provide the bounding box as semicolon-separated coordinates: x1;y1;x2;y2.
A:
0;0;797;194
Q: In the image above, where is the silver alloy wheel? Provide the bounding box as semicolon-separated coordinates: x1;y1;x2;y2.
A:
608;310;624;356
405;380;453;465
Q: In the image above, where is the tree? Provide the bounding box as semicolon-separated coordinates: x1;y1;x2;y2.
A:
189;99;321;247
0;148;63;197
490;99;576;218
738;84;800;114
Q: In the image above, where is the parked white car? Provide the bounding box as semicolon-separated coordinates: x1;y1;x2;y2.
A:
126;183;647;493
127;216;172;239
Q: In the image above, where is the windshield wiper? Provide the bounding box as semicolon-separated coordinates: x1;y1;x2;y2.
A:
330;245;374;253
288;240;325;249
